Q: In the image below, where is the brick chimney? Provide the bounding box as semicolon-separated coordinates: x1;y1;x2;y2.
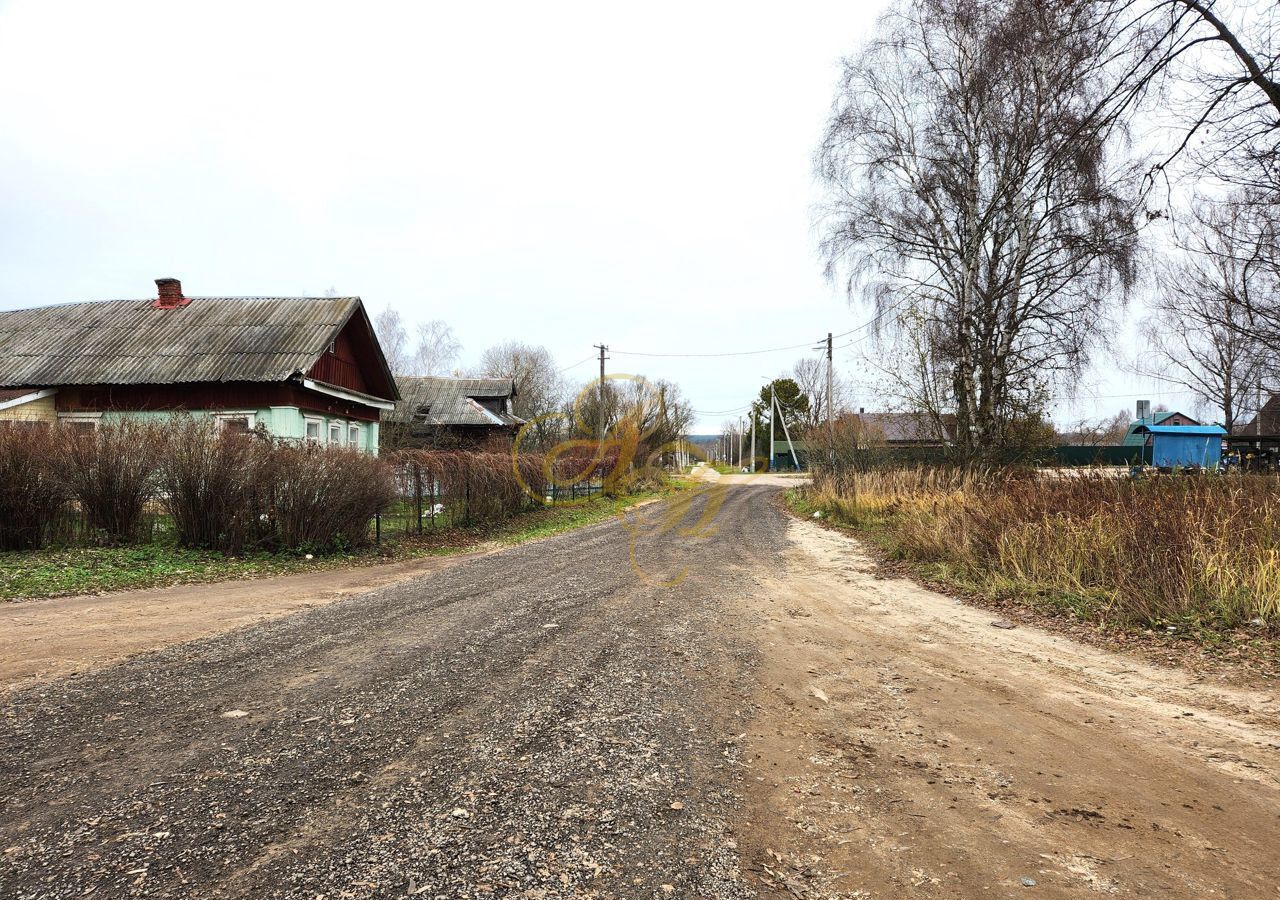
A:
153;277;189;309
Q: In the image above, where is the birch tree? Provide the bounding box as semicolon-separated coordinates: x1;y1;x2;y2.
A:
817;0;1142;459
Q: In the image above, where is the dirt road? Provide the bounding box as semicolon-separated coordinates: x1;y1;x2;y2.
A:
2;484;1278;898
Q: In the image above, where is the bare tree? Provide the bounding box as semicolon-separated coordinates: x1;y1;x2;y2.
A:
412;320;462;376
1140;199;1271;429
790;357;855;432
818;0;1142;459
372;308;411;375
1096;0;1280;193
477;341;566;449
1060;408;1131;444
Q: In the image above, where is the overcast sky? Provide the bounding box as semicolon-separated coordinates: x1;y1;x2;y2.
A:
0;0;1190;431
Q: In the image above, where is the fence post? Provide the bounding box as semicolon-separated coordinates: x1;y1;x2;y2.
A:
414;461;423;535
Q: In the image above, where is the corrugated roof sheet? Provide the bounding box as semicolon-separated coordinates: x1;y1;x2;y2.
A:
1133;425;1227;436
854;412;956;443
391;376;525;428
0;297;361;388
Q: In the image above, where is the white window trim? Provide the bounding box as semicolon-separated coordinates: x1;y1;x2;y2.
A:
303;416;324;442
347;422;362;449
58;411;102;428
328;421;343;445
213;411;257;432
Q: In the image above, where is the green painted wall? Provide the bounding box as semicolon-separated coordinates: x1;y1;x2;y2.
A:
67;407;381;455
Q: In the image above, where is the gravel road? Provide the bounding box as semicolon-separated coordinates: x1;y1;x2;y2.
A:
4;481;1280;899
0;485;770;899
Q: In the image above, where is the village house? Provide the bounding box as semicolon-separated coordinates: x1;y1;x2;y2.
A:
846;409;957;447
0;278;398;452
383;375;524;449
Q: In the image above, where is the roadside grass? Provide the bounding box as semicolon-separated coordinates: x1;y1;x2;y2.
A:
788;470;1280;653
0;485;683;602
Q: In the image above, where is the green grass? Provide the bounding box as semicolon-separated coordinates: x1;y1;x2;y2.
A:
0;484;683;602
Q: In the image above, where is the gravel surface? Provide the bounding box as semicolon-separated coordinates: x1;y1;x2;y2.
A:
0;485;776;899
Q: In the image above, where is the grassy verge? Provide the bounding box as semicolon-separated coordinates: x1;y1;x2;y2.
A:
787;472;1280;676
0;485;683;602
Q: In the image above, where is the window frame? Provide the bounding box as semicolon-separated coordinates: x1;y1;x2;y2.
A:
212;411;257;434
57;411;103;431
304;416;323;443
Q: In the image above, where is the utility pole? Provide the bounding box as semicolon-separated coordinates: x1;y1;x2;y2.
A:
750;408;756;473
769;381;776;474
826;332;835;453
594;344;608;442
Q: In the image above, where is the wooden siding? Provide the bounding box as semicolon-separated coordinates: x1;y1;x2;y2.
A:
305;313;395;399
55;382;381;423
0;392;57;425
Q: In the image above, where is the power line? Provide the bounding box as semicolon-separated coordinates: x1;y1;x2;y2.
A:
611;339;818;359
558;355;596;373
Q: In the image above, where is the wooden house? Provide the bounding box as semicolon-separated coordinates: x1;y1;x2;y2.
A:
0;278;398;452
384;376;524;449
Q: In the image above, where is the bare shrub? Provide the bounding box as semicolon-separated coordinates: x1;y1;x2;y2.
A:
56;420;164;543
268;445;396;550
394;450;550;526
0;424;66;551
156;419;271;553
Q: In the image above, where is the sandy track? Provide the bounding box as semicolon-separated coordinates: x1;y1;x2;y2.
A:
0;553;487;691
736;517;1280;898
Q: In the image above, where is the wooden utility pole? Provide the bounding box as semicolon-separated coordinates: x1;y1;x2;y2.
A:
750;409;756;473
826;332;835;451
769;382;776;473
594;344;608;441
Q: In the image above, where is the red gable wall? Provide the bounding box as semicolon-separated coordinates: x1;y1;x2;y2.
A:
305;313;394;399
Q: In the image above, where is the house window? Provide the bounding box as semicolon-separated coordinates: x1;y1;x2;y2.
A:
304;417;323;442
348;423;361;448
329;421;343;445
58;412;102;432
214;412;256;434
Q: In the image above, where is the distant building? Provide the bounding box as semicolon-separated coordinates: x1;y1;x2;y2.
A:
1235;394;1280;436
1121;411;1199;446
0;278;398;452
846;409;957;447
385;376;525;449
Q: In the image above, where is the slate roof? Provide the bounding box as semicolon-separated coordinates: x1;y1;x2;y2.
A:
391;376;525;428
0;297;366;388
853;411;956;444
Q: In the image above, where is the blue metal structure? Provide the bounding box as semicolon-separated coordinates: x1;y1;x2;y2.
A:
1131;424;1226;468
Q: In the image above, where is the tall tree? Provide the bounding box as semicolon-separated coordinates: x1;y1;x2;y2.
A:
372;308;411;375
791;357;847;432
747;378;810;448
413;320;462;376
1096;0;1280;193
478;341;566;449
1141;198;1272;429
818;0;1142;459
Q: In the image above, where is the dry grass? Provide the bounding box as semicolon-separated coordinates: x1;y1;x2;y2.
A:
808;467;1280;629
